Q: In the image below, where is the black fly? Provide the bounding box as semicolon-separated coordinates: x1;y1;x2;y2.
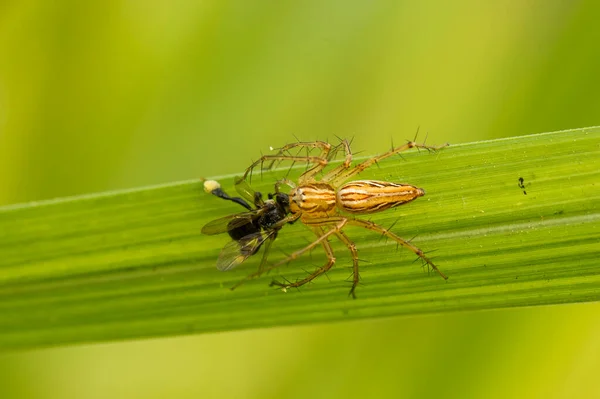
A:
201;179;292;272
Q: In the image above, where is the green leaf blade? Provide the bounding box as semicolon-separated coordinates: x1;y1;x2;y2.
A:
1;127;599;350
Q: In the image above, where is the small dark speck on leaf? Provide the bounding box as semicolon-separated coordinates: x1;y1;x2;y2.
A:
518;177;527;195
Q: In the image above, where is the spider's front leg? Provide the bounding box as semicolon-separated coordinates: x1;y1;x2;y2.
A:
241;141;333;184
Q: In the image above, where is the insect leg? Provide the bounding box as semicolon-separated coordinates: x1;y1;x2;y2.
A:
256;232;277;274
270;226;336;291
333;229;360;298
330;140;448;186
346;218;448;280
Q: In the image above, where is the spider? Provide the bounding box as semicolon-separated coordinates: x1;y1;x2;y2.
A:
225;136;449;298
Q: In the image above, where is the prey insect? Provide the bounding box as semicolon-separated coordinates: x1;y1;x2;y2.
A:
229;136;449;298
201;179;292;272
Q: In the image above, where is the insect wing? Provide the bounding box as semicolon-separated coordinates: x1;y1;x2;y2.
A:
234;177;256;204
216;231;268;271
201;212;258;235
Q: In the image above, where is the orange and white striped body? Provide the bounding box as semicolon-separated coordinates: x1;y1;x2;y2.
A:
289;180;424;221
337;180;424;214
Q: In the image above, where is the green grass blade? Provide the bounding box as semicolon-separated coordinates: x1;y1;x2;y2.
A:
1;127;599;351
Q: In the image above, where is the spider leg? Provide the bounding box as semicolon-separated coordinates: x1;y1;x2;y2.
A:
273;141;333;161
320;139;354;183
346;218;447;280
242;141;335;184
270;226;336;291
272;140;333;173
231;218;347;290
333;229;360;298
330;140;448;186
242;154;328;183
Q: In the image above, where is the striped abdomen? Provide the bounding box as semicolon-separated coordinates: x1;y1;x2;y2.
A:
336;180;424;214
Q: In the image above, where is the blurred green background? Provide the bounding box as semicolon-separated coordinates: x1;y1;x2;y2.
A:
1;1;599;398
